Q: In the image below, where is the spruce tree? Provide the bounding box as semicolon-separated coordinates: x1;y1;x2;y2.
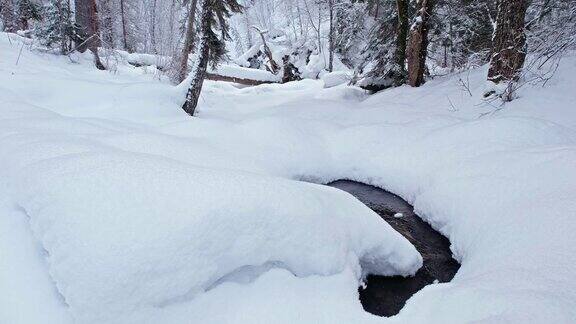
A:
34;0;75;54
17;0;41;30
181;0;242;116
1;0;18;32
363;0;409;90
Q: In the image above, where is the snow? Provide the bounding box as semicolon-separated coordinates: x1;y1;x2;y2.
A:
209;64;281;82
234;43;263;67
322;71;352;88
4;148;419;323
0;33;419;323
115;50;171;69
2;32;576;323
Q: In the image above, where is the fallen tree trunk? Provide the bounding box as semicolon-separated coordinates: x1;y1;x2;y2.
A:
205;73;279;86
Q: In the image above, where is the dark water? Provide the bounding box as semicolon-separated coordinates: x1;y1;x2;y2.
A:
328;180;460;317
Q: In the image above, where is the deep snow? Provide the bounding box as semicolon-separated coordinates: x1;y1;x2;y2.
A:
1;32;576;323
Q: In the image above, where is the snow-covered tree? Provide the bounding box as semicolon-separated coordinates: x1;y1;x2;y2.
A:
34;0;75;53
428;0;496;70
16;0;41;30
363;0;409;89
181;0;243;116
1;0;18;32
174;0;199;83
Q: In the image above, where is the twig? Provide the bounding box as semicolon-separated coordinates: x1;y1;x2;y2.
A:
64;34;98;56
446;95;458;111
15;42;25;65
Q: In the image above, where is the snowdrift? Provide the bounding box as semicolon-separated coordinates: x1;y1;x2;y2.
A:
1;33;576;323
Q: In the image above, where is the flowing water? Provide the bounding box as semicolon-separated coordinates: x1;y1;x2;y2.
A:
329;180;460;317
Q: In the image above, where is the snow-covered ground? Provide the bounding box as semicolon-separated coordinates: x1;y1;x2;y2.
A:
1;33;576;323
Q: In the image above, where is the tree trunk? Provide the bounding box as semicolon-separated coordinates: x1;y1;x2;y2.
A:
406;0;434;87
177;0;199;83
57;0;68;54
181;0;210;117
487;0;529;84
150;0;157;54
253;26;280;74
75;0;105;70
394;0;409;76
119;0;130;52
328;0;334;72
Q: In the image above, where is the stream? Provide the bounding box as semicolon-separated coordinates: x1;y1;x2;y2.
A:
328;180;460;317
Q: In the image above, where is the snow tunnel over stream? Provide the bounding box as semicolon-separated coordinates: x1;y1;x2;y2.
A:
328;180;461;317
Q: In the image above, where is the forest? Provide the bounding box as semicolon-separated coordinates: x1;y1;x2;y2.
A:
1;0;576;323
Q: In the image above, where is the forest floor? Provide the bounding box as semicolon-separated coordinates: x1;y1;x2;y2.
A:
1;33;576;323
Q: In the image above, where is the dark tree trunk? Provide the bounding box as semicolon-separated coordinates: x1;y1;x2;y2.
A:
282;55;301;83
487;0;529;84
75;0;105;70
328;0;334;72
150;0;157;54
19;14;28;30
177;0;199;83
119;0;131;52
406;0;434;87
181;1;210;116
182;39;209;116
394;0;409;77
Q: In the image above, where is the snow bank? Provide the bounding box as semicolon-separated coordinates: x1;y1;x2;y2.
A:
322;71;352;88
2;144;418;322
209;64;281;82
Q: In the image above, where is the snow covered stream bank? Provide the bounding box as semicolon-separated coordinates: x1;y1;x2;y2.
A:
329;180;460;317
2;34;576;323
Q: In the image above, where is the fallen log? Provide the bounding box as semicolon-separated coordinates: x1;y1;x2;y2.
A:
205;73;279;86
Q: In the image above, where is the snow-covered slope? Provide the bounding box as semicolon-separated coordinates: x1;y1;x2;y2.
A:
1;32;576;323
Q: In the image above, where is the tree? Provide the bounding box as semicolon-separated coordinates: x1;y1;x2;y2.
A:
363;0;408;89
176;0;199;83
431;0;496;70
75;0;106;70
1;0;18;32
119;0;130;51
98;0;114;48
181;0;242;116
327;0;335;72
486;0;529;84
17;0;41;30
333;1;366;68
393;0;408;77
252;26;280;74
407;0;435;87
35;0;74;54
